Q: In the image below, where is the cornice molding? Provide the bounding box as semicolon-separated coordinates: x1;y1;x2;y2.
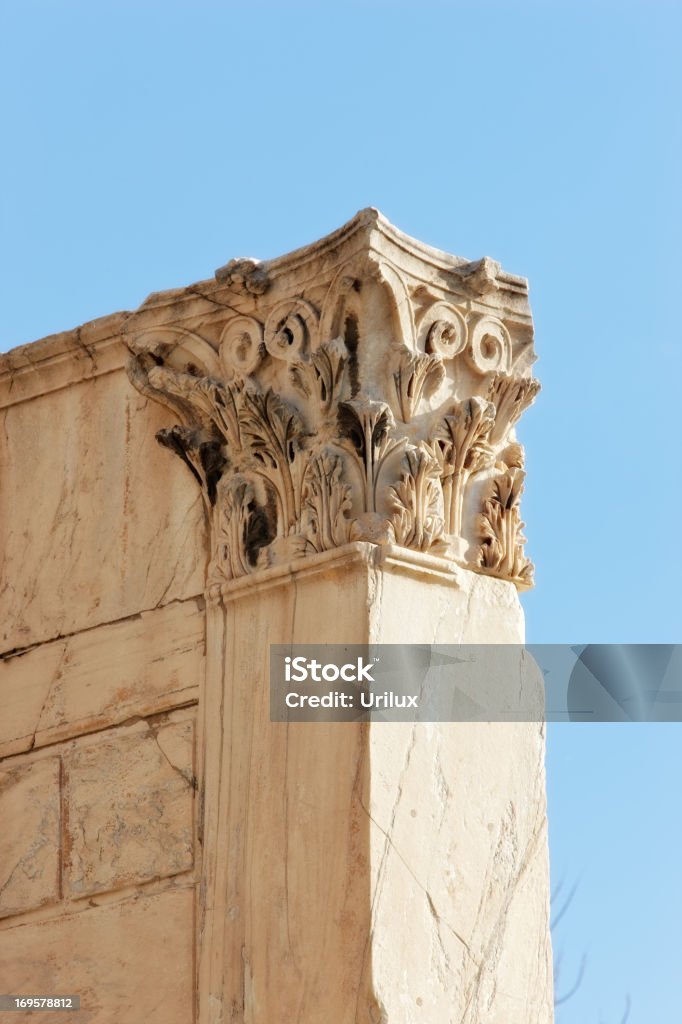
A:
0;314;130;408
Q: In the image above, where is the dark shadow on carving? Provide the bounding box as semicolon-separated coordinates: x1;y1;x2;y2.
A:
343;313;360;396
245;497;274;566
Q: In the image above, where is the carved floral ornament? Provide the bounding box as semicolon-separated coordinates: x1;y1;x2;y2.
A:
127;255;540;591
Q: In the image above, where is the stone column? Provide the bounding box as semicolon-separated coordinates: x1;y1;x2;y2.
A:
128;209;553;1023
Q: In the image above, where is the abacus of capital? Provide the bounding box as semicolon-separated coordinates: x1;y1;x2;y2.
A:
0;211;553;1023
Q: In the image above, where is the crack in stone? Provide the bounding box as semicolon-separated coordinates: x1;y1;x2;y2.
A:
29;641;69;750
358;793;476;963
145;722;196;791
459;800;548;1023
1;594;204;662
185;286;247;319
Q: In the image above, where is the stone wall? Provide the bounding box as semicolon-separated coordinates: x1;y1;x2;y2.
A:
0;324;205;1022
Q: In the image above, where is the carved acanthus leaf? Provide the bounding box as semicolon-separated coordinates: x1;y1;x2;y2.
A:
389;445;445;552
239;388;306;534
301;448;353;553
157;425;226;510
497;442;525;470
208;475;272;585
487;374;541;446
147;364;243;452
290;338;348;415
478;468;534;586
437;398;495;536
338;398;401;513
438;398;495;474
393;352;445;421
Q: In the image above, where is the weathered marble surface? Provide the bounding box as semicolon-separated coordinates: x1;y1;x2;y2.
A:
0;711;195;920
0;301;203;1024
0;888;194;1023
0;365;206;654
0;758;60;919
197;545;553;1024
64;718;194;898
0;597;204;758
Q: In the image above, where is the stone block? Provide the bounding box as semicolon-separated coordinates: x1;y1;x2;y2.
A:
0;887;193;1023
64;720;194;898
0;758;60;919
0;367;206;653
0;599;204;758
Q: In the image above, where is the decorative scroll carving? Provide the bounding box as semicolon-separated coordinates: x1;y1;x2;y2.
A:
264;299;318;363
219;316;264;379
129;231;539;590
478;468;534;587
420;302;468;360
467;316;512;375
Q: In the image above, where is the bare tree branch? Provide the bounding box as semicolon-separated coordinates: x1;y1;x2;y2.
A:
554;952;587;1006
551;876;631;1022
551;878;580;931
551;874;566;906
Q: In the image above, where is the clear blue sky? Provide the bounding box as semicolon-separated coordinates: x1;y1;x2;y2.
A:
2;2;681;1019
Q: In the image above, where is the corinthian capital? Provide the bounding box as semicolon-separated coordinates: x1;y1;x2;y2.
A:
127;209;540;592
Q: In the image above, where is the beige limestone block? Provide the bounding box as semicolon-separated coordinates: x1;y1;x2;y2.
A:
0;312;127;406
197;547;552;1024
364;560;552;1023
64;719;194;898
0;887;193;1023
370;548;525;644
0;641;65;760
199;553;376;1024
366;720;552;1023
0;598;204;758
0;758;60;919
0;368;206;654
